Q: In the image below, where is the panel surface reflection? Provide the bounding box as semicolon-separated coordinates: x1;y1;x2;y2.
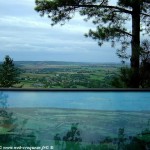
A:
0;91;150;150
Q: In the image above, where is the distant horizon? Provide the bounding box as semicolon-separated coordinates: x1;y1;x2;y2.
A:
0;59;127;64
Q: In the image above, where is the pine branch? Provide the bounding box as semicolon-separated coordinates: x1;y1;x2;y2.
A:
115;29;132;37
141;13;150;17
73;4;132;14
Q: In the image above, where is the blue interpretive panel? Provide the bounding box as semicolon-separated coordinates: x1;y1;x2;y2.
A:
0;90;150;149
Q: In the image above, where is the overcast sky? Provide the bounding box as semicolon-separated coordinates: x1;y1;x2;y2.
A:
0;0;122;63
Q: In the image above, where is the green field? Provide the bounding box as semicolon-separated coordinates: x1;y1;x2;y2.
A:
15;61;123;88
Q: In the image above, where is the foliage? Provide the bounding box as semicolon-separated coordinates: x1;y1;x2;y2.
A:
0;55;20;88
54;123;82;150
112;40;150;88
139;40;150;88
111;67;135;88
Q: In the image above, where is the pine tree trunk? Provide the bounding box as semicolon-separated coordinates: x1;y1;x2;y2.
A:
131;2;141;88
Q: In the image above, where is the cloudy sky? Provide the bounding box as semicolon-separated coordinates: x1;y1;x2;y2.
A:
0;0;121;62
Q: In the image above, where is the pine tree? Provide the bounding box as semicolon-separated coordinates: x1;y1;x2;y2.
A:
35;0;150;88
0;55;20;87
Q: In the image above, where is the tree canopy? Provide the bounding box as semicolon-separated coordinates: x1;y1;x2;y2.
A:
0;55;20;88
35;0;150;87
